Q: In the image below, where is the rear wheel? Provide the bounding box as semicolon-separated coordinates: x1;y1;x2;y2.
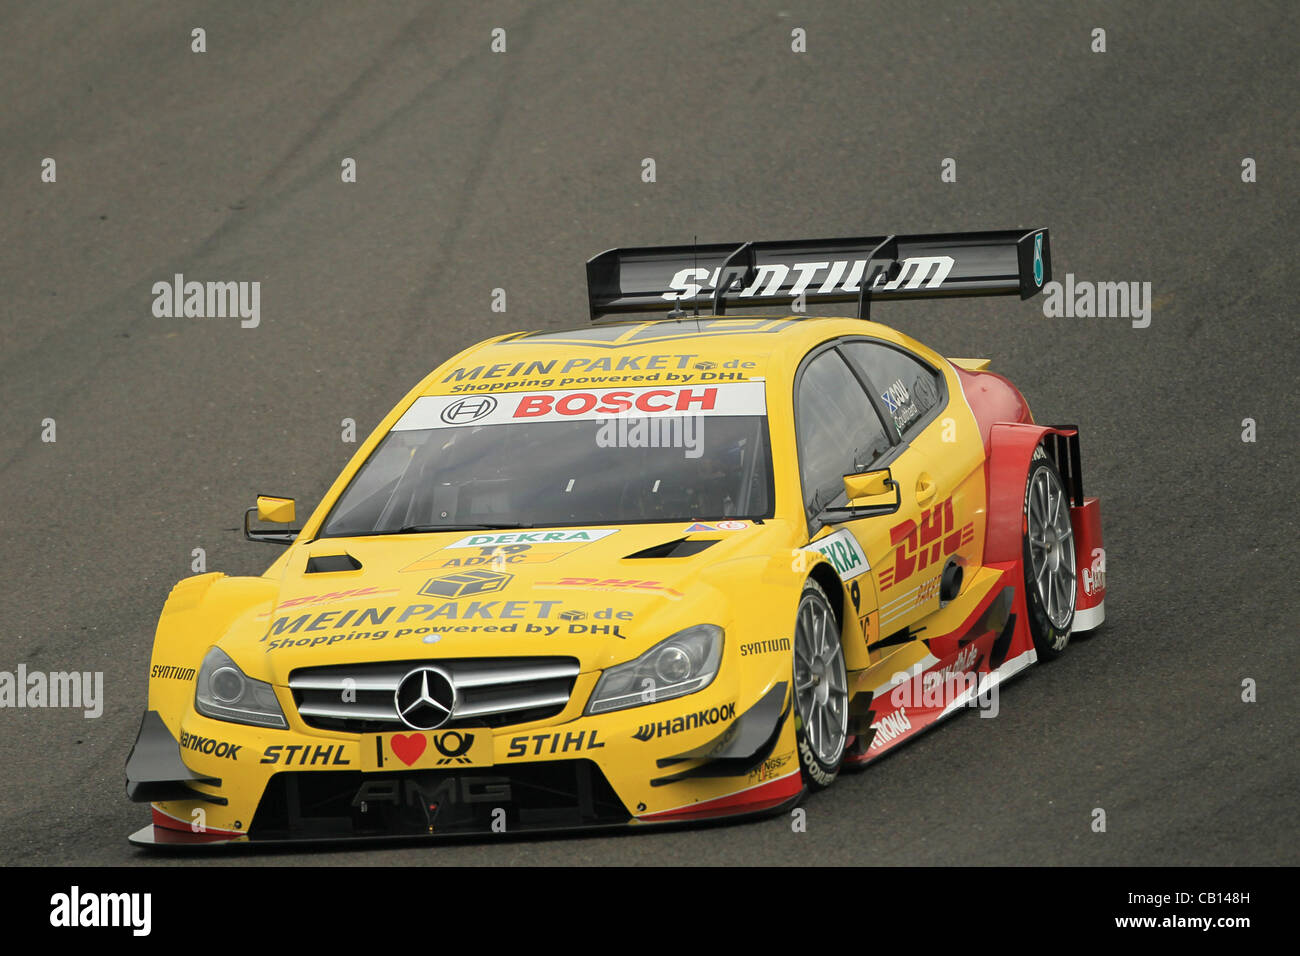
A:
793;579;848;789
1023;455;1077;659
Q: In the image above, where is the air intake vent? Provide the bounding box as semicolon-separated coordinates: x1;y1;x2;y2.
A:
305;553;362;573
625;538;718;559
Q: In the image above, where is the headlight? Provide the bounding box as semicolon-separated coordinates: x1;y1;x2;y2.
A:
194;647;287;729
585;624;723;715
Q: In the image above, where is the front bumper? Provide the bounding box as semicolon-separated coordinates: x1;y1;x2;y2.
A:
125;681;801;847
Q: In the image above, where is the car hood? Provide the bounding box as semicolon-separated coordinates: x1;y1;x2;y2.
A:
227;521;787;682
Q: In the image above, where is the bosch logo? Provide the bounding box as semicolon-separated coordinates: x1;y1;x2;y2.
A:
440;396;497;424
395;666;458;730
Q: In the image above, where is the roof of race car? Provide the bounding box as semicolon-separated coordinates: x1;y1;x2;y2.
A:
422;315;908;397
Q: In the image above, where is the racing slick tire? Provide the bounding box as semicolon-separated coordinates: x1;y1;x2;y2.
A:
792;578;849;790
1023;453;1077;661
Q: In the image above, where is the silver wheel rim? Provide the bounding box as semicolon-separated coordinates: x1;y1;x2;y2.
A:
793;594;848;766
1027;468;1077;630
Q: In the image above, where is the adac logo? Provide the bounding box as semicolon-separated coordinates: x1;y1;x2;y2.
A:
1033;233;1044;287
440;395;497;424
418;568;514;599
878;496;974;591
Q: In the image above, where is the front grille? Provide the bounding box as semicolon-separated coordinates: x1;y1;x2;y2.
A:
288;657;580;733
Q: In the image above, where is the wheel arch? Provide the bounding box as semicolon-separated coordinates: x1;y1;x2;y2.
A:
801;559;875;672
806;561;844;625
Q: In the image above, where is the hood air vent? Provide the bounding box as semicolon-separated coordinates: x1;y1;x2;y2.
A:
305;553;362;573
625;537;718;559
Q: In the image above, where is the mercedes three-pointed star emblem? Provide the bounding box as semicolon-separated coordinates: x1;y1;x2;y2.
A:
394;666;458;731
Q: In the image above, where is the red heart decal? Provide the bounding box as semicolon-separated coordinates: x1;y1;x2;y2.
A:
390;733;427;766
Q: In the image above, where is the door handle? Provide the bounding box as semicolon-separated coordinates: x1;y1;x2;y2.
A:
916;473;937;505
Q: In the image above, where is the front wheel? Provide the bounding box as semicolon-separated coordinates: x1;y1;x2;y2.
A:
1023;455;1077;660
792;579;849;790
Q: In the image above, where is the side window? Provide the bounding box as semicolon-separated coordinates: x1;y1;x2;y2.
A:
795;350;893;517
840;341;945;438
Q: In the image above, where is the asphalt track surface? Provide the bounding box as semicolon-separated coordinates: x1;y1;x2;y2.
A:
1;1;1297;867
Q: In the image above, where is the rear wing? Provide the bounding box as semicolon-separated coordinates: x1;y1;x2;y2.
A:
585;228;1050;320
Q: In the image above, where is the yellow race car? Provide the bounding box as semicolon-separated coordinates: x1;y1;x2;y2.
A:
126;228;1106;846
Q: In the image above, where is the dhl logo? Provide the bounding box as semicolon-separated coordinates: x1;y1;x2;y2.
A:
878;497;974;591
535;577;683;599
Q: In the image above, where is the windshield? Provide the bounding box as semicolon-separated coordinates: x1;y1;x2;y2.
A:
319;388;774;536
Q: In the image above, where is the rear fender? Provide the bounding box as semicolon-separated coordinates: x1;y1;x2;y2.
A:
985;422;1105;631
984;423;1080;566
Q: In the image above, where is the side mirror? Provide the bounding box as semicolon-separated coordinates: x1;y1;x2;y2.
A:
257;495;296;524
819;468;902;521
245;495;300;545
843;470;893;502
